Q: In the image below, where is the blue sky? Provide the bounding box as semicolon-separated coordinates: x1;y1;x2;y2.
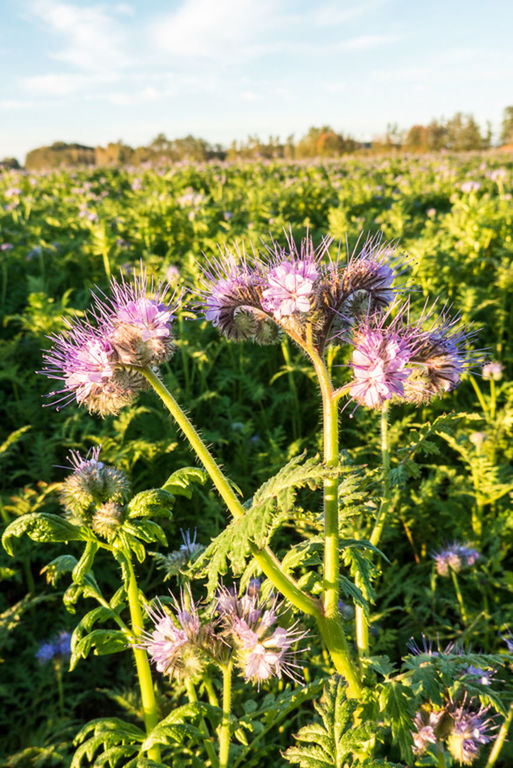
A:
1;0;513;161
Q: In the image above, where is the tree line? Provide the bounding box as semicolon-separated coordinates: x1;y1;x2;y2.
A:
3;107;513;171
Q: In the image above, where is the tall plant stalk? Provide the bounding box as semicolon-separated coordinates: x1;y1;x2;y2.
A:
219;663;233;768
123;550;161;763
142;366;362;697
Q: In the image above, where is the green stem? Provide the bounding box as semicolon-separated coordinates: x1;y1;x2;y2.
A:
450;569;468;625
55;660;65;718
469;375;488;416
490;379;497;421
486;701;513;767
204;675;220;708
437;743;447;768
124;552;161;763
186;679;219;767
306;346;362;697
141;367;319;619
219;663;233;768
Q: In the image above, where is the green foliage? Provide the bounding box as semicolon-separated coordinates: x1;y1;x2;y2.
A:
2;512;89;556
285;677;392;767
196;453;336;594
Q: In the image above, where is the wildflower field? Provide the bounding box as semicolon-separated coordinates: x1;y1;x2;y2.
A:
1;154;513;768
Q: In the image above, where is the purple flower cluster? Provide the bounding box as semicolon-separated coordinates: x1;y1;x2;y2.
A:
140;584;307;685
36;631;72;664
432;543;480;577
40;269;179;416
216;585;308;685
197;233;403;351
412;699;495;764
482;361;504;381
197;232;474;410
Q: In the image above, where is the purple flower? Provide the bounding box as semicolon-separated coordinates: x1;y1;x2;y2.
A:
261;259;319;319
412;707;445;755
432;544;480;576
93;270;178;367
138;592;218;679
447;700;495;765
464;665;494;686
41;319;141;415
216;586;307;685
198;246;267;341
406;635;456;657
348;317;413;409
482;361;504;381
1;243;13;251
500;627;513;652
36;631;72;664
403;307;475;404
460;181;482;194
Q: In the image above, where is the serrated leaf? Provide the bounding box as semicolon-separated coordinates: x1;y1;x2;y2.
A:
285;677;383;768
2;512;88;556
70;629;127;670
195;453;336;594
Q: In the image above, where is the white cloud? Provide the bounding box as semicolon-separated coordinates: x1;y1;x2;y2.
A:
338;34;397;51
29;0;130;72
313;0;390;27
22;72;118;96
149;0;281;61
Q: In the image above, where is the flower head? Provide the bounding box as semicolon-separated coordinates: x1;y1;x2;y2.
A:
152;529;205;580
348;314;414;409
482;361;504;381
432;544;480;577
412;706;445;755
261;238;321;320
139;591;219;679
36;631;72;664
447;700;495;765
93;270;178;367
59;447;130;522
216;586;307;685
41;317;145;415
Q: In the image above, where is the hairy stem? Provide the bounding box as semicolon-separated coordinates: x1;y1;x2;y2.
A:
306;347;362;697
469;374;488;416
141;366;319;620
124;552;161;763
219;663;233;768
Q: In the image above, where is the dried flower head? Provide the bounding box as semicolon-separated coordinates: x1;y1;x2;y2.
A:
216;585;307;685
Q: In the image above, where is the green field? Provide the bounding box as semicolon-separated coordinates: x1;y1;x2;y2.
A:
1;155;512;767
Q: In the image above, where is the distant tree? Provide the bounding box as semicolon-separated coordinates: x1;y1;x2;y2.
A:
500;106;513;145
425;119;447;151
25;142;95;170
95;141;134;165
0;157;20;170
445;113;484;151
403;125;428;152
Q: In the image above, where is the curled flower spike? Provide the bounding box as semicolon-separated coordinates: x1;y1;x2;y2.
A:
93;269;179;367
40;268;178;416
216;585;308;685
59;446;131;522
432;543;480;577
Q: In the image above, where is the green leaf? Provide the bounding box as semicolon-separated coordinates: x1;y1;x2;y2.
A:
196;453;336;594
70;629;127;670
2;512;88;556
162;466;208;498
377;680;414;762
0;425;31;461
127;488;175;519
72;541;99;584
285;677;387;768
41;554;79;586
